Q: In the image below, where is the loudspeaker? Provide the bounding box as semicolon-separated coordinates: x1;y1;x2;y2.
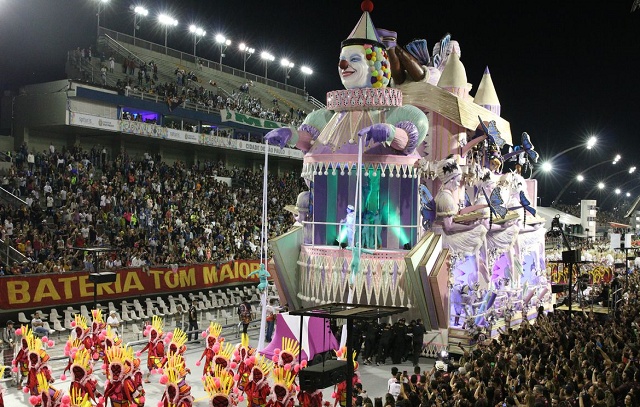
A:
551;284;567;294
88;272;117;284
299;359;347;391
561;250;581;263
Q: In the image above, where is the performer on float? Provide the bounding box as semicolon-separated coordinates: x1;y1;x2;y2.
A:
231;333;255;392
25;336;54;397
265;366;297;407
203;367;241;407
28;372;64;407
340;206;357;248
13;324;32;389
67;348;100;403
247;264;271;293
197;322;224;376
159;353;193;407
244;355;273;407
102;345;136;407
138;315;165;383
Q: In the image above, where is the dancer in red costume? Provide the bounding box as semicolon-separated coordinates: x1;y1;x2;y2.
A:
197;322;223;376
102;345;138;407
203;367;241;407
68;348;100;403
12;324;32;389
231;333;255;392
90;310;107;361
209;342;236;381
159;353;193;407
265;366;298;407
244;354;273;407
124;356;145;407
0;366;6;407
28;372;64;407
25;336;54;397
70;315;93;354
332;348;361;407
138;316;165;383
297;389;323;407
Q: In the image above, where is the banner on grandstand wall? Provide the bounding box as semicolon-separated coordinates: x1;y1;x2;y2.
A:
220;109;287;130
121;120;168;139
0;260;269;310
236;140;304;159
69;112;119;131
166;129;200;144
201;134;239;148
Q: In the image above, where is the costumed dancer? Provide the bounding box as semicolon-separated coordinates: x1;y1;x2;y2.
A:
231;333;255;392
62;336;82;379
102;345;137;407
244;355;273;407
90;310;107;362
67;348;100;404
270;337;301;371
209;342;236;381
203;366;241;407
28;372;64;407
13;324;32;389
100;326;122;379
197;322;223;376
332;348;360;407
160;328;189;372
25;335;54;397
69;316;93;354
297;389;323;407
124;349;145;407
69;387;93;407
138;315;165;383
159;353;193;407
265;366;298;407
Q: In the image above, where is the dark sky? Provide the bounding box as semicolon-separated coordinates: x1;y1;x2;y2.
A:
1;0;640;206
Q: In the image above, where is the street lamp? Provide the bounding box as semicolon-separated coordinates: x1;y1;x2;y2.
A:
158;13;178;54
552;155;622;205
597;182;605;190
585;165;638;198
280;58;294;85
96;0;109;38
576;174;585;182
189;24;206;64
300;66;313;92
541;162;553;173
532;135;598;177
261;51;275;79
239;43;255;77
132;5;148;41
215;34;231;70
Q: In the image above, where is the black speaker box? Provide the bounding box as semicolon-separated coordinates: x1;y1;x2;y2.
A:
88;272;117;284
551;284;567;294
561;250;581;263
299;359;347;391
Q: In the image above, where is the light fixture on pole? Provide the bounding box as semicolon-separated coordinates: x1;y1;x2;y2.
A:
189;24;206;63
239;43;255;77
132;5;148;41
532;135;598;178
300;66;313;92
553;155;623;205
96;0;109;38
261;51;275;79
280;58;294;85
158;13;178;54
215;34;231;70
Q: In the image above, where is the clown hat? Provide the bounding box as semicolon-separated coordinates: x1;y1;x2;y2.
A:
341;1;384;49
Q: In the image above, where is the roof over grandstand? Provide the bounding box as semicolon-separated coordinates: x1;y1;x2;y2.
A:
536;206;582;228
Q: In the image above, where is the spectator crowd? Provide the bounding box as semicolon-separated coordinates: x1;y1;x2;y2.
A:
0;142;304;275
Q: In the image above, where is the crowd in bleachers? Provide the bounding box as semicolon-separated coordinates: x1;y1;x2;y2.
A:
371;272;640;406
553;203;625;228
70;48;307;128
0;143;305;275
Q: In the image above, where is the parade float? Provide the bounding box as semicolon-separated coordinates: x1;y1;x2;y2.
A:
266;0;551;352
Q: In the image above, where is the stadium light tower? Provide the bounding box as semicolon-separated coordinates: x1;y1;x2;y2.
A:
215;34;231;70
300;66;313;92
280;58;294;85
239;43;255;77
131;5;148;41
261;51;275;80
189;25;206;63
96;0;110;38
158;13;178;54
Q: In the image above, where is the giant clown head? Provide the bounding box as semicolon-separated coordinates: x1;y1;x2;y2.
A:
338;2;390;89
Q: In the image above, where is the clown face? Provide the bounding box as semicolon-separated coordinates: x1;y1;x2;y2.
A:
338;45;370;89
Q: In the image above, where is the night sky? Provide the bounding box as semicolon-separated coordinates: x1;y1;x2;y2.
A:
1;0;640;207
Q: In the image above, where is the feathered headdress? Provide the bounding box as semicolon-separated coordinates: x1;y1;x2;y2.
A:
91;309;104;323
277;337;300;365
149;315;164;337
73;315;89;330
250;354;273;384
166;328;187;355
70;387;92;407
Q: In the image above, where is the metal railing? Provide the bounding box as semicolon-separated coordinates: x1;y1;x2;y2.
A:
98;27;321;103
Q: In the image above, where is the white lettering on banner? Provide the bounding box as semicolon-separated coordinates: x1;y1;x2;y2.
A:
70;112;119;132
